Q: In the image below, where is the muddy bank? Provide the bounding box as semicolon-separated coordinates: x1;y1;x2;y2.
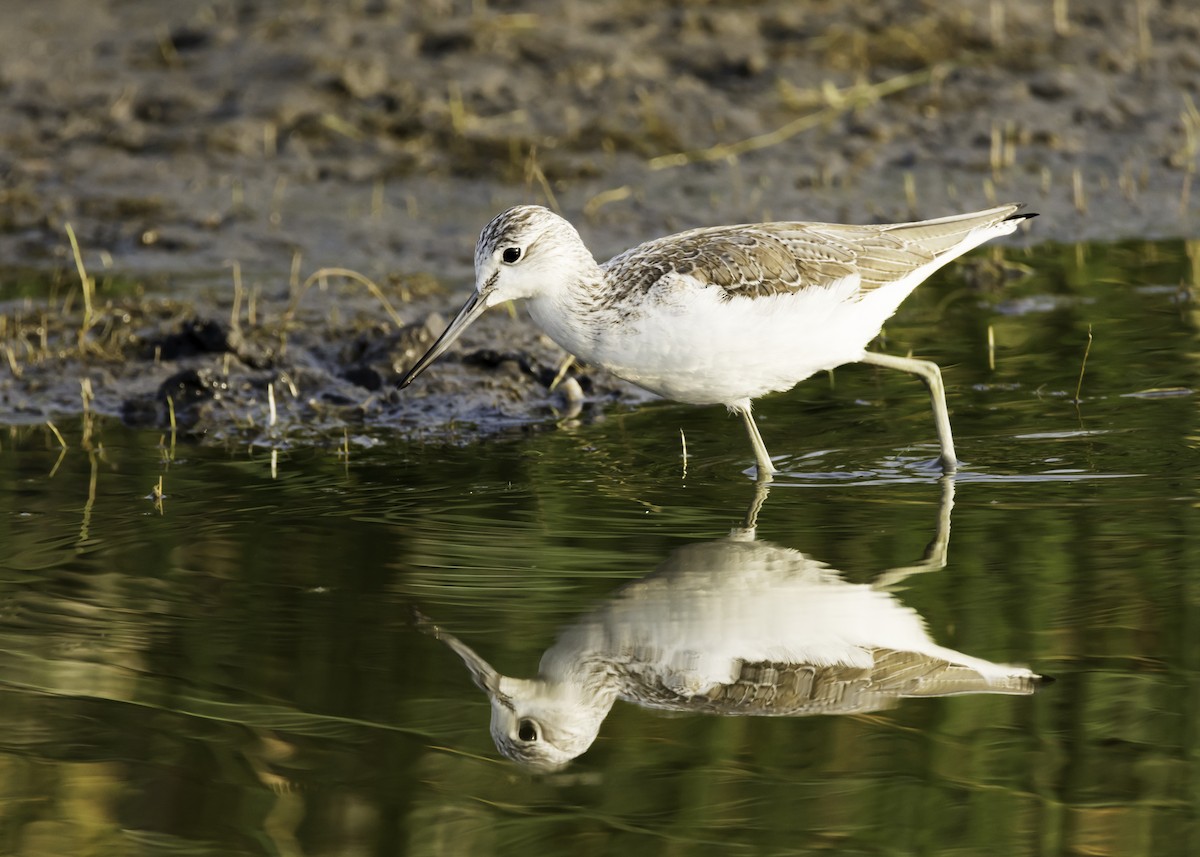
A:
0;280;649;447
1;0;1198;440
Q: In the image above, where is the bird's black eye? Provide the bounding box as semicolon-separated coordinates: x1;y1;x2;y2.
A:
502;247;522;264
518;719;538;742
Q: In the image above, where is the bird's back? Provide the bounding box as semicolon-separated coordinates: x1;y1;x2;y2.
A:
601;204;1028;302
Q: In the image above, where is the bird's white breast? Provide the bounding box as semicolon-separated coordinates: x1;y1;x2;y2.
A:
531;273;903;406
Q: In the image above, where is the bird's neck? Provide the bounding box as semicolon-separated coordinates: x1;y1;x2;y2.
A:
527;263;610;355
572;265;611;309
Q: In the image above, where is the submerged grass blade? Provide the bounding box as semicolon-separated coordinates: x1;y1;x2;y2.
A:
1074;324;1093;403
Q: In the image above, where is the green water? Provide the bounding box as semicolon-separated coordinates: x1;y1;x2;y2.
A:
1;240;1198;855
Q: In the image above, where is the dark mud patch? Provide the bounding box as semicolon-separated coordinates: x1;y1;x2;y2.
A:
0;275;643;446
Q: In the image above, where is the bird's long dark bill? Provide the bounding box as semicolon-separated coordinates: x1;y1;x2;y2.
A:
439;627;506;699
398;289;488;388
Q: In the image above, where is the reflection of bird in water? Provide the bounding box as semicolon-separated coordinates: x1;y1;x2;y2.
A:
417;480;1046;771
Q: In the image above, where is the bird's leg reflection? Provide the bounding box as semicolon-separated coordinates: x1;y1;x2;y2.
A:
872;474;955;590
417;473;1044;772
730;479;772;540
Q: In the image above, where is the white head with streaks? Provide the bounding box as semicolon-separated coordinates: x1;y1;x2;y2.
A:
399;205;596;388
473;204;595;304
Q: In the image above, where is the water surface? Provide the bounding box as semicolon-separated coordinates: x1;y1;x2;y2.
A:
1;239;1198;855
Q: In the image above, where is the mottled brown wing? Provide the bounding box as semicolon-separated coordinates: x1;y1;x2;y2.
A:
602;226;859;299
601;205;1024;300
630;650;1039;717
772;204;1025;294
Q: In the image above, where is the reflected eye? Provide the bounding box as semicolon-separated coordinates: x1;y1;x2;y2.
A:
502;247;522;264
518;719;538;742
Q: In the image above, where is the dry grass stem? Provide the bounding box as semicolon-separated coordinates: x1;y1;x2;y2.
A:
46;420;67;450
4;345;21;378
982;177;997;205
289;251;303;297
80;378;96;448
1072;168;1088;214
45;421;68;478
286;268;405;329
279;372;299;399
1135;0;1152;64
167;395;177;461
157;25;182;67
1054;0;1071;36
65;222;95;346
548;355;575;391
990;124;1003;180
448;82;467;136
650;68;934;169
583;186;632;220
228;260;244;332
990;0;1006;46
1175;95;1200;170
524;147;560;213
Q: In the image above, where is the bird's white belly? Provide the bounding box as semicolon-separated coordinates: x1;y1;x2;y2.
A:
533;279;895;407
